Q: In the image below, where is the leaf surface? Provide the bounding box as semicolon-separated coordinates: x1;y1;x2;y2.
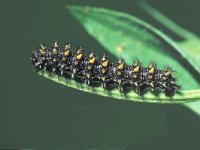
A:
38;71;200;104
67;5;200;90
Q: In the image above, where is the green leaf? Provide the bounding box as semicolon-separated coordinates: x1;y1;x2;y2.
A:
179;38;200;73
38;71;200;104
136;2;200;114
67;5;200;90
178;39;200;114
184;101;200;116
36;5;200;104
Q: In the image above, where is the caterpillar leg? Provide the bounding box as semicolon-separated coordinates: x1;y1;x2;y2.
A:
71;68;77;78
117;84;124;92
85;79;90;85
101;82;107;88
164;86;175;96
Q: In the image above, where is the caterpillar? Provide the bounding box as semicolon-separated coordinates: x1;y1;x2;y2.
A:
31;41;180;96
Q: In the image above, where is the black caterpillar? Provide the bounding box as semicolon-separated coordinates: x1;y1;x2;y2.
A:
31;41;180;96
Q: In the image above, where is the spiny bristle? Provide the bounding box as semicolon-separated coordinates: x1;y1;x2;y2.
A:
31;41;180;96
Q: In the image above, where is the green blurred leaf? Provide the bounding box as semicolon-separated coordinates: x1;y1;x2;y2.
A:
137;1;198;40
138;1;200;75
178;39;200;114
184;101;200;116
179;38;200;73
36;5;200;104
38;71;200;104
67;5;200;90
137;1;200;114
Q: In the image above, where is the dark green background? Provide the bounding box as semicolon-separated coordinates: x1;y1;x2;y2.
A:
1;0;200;149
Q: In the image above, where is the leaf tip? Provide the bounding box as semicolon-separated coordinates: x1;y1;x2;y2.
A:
66;4;93;15
65;4;81;11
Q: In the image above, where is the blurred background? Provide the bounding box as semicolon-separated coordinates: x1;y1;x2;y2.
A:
1;0;200;149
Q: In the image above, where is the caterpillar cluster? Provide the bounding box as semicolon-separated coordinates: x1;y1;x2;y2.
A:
31;41;180;96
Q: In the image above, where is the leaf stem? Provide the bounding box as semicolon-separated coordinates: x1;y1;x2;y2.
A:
138;1;198;40
39;71;200;104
